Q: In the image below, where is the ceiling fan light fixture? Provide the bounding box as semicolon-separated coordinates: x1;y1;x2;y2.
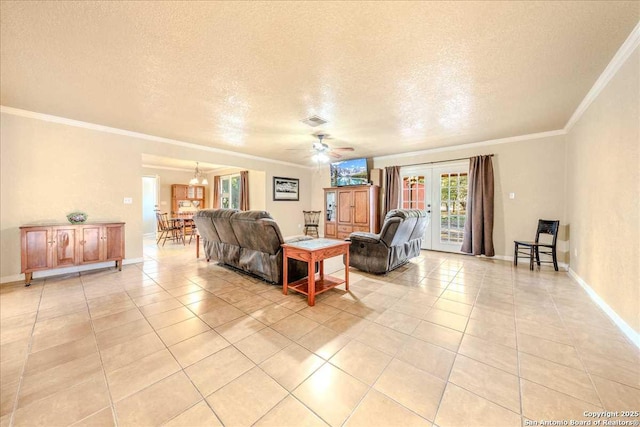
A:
312;152;330;163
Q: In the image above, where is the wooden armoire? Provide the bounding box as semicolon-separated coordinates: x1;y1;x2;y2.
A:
323;185;380;239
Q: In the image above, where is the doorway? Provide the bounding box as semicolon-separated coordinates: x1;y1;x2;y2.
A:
142;176;159;238
401;163;468;252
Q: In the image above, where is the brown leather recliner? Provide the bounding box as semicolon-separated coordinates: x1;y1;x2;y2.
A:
194;209;313;284
348;209;429;274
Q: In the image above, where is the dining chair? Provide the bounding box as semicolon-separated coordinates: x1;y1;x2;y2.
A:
514;219;560;271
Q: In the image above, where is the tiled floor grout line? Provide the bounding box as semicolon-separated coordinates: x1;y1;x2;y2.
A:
7;280;45;427
547;286;609;410
130;274;229;426
430;266;471;426
71;273;120;427
4;244;636;426
511;272;527;425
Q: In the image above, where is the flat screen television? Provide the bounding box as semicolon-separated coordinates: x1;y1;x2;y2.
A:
330;158;369;187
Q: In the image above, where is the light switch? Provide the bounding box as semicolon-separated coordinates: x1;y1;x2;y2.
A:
509;192;515;199
123;197;133;204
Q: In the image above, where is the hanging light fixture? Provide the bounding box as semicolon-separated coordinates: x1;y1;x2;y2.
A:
189;162;209;185
312;152;330;163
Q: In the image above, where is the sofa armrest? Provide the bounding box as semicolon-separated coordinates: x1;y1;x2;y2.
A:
284;235;314;244
348;232;381;244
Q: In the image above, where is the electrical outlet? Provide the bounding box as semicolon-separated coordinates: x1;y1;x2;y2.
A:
123;197;133;204
298;224;302;228
509;192;515;199
574;248;578;257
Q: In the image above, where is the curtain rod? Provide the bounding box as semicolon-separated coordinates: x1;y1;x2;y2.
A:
399;154;494;168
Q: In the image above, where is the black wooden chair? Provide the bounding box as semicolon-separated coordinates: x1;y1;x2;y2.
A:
514;219;560;271
303;211;321;238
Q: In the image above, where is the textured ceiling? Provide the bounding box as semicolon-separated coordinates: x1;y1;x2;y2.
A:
1;1;638;165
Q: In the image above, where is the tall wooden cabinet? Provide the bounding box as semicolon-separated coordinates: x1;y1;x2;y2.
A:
171;184;206;214
324;185;379;239
20;222;125;285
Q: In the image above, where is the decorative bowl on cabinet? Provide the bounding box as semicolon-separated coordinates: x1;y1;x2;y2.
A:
66;212;88;224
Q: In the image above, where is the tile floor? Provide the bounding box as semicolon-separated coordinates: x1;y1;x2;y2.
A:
1;240;638;426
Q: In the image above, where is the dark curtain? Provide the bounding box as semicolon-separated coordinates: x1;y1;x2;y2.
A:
240;171;250;211
213;176;221;208
384;166;401;215
461;155;495;256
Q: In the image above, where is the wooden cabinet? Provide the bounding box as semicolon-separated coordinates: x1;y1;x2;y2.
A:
20;222;125;285
171;184;205;214
324;185;379;239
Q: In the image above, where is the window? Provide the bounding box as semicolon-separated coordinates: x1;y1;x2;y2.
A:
439;172;468;243
220;174;241;209
402;175;426;210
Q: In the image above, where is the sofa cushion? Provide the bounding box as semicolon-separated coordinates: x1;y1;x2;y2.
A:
231;211;284;255
212;209;241;246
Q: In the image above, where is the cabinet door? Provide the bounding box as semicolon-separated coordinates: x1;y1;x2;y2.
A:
324;190;337;238
352;188;370;227
337;189;353;224
173;185;188;199
104;224;124;261
187;186;196;198
53;227;78;267
79;225;103;264
195;186;204;199
21;227;52;272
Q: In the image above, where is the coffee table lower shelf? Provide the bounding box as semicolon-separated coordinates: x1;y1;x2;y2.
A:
287;275;345;296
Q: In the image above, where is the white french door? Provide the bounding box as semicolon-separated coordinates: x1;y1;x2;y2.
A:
401;163;468;252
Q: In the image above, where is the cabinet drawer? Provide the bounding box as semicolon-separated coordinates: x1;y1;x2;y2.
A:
337;225;353;233
354;226;370;232
337;232;351;240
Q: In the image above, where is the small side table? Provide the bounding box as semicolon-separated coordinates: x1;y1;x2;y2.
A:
282;238;351;306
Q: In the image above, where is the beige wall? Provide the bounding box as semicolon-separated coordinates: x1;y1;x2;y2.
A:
566;47;640;332
0;113;313;281
312;134;568;259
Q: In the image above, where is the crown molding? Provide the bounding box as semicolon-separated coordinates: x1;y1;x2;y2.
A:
564;21;640;132
0;106;312;170
373;129;566;162
142;164;194;172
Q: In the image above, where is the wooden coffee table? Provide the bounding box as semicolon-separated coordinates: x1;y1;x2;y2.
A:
282;238;351;306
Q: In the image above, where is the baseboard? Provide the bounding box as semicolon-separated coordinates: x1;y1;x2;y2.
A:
568;268;640;349
0;257;145;285
493;254;569;271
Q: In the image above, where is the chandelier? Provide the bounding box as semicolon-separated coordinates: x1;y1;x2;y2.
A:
189;162;209;185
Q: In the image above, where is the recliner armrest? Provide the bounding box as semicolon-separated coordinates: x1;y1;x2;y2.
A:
348;232;381;244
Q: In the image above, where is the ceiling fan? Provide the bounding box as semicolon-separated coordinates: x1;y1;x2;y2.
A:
300;133;355;162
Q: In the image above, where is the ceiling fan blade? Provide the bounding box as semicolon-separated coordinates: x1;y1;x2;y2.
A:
329;151;342;159
331;147;355;152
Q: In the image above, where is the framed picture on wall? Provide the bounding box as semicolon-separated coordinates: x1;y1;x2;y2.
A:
273;177;299;201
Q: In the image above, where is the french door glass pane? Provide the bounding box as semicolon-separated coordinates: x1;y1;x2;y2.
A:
402;176;426;209
439;172;468;244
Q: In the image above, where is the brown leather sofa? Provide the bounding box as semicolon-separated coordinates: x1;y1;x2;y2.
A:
348;209;429;274
194;209;313;284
